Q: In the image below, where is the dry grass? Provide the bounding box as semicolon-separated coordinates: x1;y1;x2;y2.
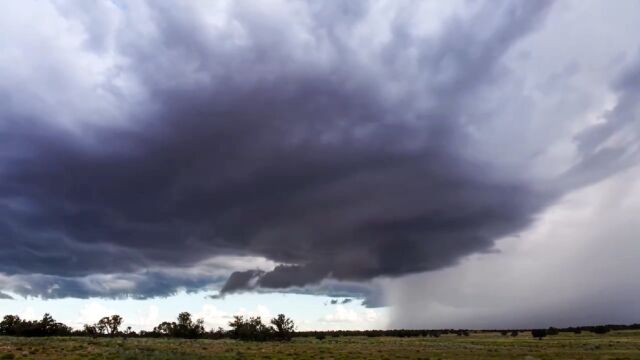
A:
1;330;640;359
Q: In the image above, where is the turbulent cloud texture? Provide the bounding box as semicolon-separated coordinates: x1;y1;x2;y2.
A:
0;0;638;308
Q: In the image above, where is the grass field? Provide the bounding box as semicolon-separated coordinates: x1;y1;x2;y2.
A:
1;331;639;359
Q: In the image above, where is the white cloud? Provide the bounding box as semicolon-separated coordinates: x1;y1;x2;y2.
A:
323;305;360;323
233;304;274;321
17;306;38;321
130;305;160;331
319;305;384;330
73;302;116;328
194;304;229;329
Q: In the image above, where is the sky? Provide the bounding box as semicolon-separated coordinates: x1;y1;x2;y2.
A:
0;0;639;331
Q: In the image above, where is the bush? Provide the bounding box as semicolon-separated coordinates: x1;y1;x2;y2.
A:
228;314;296;341
591;326;610;334
0;314;71;337
531;329;547;340
271;314;295;341
152;312;205;339
228;315;273;341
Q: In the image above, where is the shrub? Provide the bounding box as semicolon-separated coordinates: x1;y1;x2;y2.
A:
591;326;610;334
271;314;295;341
531;329;547;340
152;312;205;339
228;314;296;341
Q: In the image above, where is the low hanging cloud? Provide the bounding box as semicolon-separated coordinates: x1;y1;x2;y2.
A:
329;298;352;305
0;0;638;306
0;256;274;299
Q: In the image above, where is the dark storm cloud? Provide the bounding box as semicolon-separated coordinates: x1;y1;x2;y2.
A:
328;298;352;305
0;292;12;300
0;261;234;300
0;0;592;300
218;270;265;294
254;279;385;308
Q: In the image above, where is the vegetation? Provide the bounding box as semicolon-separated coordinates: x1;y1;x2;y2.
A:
2;313;640;358
0;314;71;337
1;330;640;359
546;326;560;335
531;329;547;340
225;313;295;341
95;315;123;336
152;312;206;339
592;325;612;334
0;312;298;341
228;316;274;341
2;312;638;343
270;313;295;341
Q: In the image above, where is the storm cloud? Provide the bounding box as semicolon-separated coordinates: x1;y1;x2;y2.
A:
0;0;637;307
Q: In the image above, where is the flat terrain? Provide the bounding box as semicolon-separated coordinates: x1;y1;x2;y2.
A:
1;331;639;359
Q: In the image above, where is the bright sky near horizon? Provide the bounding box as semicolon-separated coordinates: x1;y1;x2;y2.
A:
0;292;388;332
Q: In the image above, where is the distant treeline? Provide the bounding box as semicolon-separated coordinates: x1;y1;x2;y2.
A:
1;313;638;341
296;324;640;340
0;312;294;341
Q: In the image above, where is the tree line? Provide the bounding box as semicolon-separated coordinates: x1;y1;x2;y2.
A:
1;312;637;340
0;312;294;341
296;324;634;340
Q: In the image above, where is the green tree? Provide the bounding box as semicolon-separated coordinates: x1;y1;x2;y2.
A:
270;314;295;341
153;321;175;336
97;315;123;336
0;315;22;335
228;315;273;341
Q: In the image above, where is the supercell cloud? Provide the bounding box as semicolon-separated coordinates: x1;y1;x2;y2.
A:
0;0;639;309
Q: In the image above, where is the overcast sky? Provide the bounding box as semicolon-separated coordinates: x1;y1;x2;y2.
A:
1;0;639;330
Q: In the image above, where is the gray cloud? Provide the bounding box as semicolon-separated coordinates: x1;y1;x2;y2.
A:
328;298;355;306
218;270;265;295
0;0;636;309
0;256;270;299
386;0;640;328
563;55;640;188
388;164;640;329
212;276;384;308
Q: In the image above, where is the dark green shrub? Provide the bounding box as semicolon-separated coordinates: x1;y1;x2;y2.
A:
531;329;547;340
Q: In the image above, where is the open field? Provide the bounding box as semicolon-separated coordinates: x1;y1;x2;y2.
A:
1;331;639;359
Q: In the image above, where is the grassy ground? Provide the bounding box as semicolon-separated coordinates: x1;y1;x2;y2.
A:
1;330;639;359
